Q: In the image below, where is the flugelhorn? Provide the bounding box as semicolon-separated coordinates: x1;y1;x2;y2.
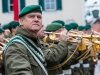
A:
45;31;99;38
44;31;81;43
3;38;10;43
44;31;80;37
0;42;5;47
0;42;5;60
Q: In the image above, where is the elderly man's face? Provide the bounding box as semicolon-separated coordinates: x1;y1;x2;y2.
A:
20;12;42;33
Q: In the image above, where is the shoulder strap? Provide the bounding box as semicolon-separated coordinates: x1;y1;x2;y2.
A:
4;35;48;75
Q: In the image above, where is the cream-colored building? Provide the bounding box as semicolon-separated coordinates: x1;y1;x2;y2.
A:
0;0;85;26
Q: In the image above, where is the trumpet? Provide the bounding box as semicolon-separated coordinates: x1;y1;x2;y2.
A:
43;31;100;48
44;31;82;43
44;31;100;62
3;38;10;43
0;50;3;60
44;31;100;39
44;31;80;37
0;42;5;47
0;42;5;60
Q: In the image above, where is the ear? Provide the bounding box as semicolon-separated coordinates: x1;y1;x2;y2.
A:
19;17;24;25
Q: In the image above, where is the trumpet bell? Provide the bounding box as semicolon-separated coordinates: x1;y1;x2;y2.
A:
82;35;100;39
93;41;100;44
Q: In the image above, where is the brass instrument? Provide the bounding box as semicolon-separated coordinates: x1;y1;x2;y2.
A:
0;38;10;50
44;31;100;42
0;38;10;61
3;38;10;43
44;31;80;43
0;42;5;61
0;42;5;47
44;31;100;62
0;50;3;60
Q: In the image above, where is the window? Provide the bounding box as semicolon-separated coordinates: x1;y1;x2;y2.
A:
8;0;14;12
44;0;56;11
39;0;62;11
2;0;25;13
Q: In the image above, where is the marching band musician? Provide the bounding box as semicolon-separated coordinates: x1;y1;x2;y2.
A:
0;28;4;51
2;24;10;39
3;5;49;75
37;23;70;75
91;18;100;75
52;20;65;30
69;22;79;32
85;24;92;34
8;20;19;38
65;24;73;32
65;23;97;75
37;23;81;75
78;26;86;33
0;28;5;75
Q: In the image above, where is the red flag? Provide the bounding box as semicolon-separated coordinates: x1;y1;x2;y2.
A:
13;0;19;20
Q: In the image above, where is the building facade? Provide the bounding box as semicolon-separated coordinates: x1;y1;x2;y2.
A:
0;0;85;26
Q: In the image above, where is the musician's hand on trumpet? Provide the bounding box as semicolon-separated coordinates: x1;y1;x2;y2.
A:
59;29;72;41
59;29;69;41
59;29;82;44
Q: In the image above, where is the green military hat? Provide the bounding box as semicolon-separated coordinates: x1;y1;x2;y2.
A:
2;24;9;30
19;5;42;18
85;24;91;30
0;28;4;33
78;26;85;31
65;24;72;31
52;20;65;26
8;20;19;28
69;23;78;29
46;23;62;32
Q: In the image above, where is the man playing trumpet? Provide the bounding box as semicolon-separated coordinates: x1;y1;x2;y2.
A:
0;28;5;51
37;23;81;75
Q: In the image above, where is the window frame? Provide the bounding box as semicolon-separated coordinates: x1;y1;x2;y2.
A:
8;0;14;12
44;0;57;11
8;0;21;13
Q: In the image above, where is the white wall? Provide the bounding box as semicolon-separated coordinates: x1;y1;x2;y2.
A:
43;0;85;26
0;0;85;26
0;1;13;25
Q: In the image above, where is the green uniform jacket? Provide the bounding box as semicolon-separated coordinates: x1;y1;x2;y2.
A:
4;26;46;75
8;33;13;38
62;43;79;69
40;36;80;75
40;39;68;75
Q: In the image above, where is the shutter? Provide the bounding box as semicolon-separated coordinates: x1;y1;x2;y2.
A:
38;0;45;11
2;0;8;13
56;0;62;10
20;0;25;11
